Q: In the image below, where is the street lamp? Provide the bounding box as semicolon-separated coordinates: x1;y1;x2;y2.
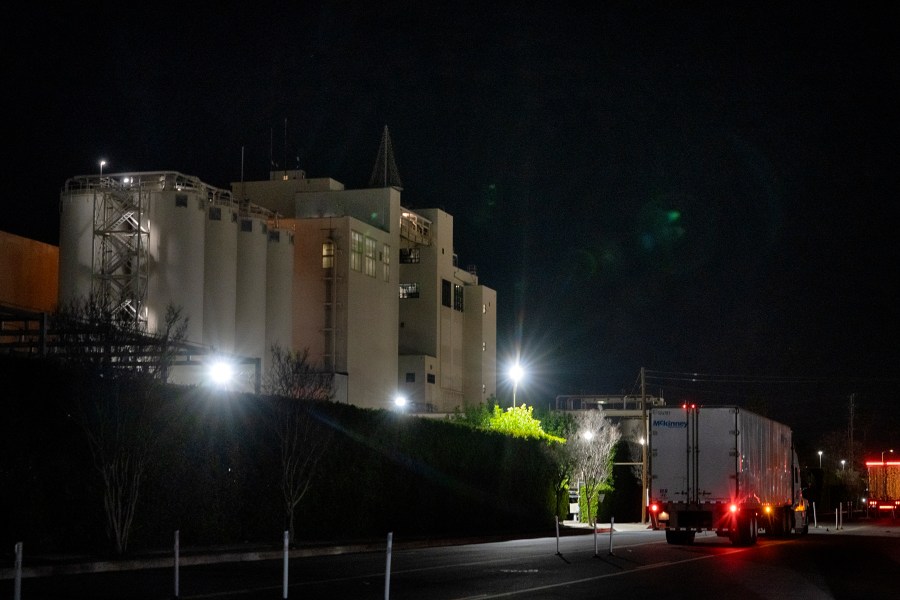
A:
841;459;846;471
883;449;894;463
99;159;106;176
508;363;524;407
394;394;407;410
818;450;823;468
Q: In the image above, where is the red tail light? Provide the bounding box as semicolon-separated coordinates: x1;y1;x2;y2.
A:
729;504;739;513
650;503;659;513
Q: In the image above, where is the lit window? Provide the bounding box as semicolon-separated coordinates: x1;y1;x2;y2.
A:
382;244;390;281
350;230;363;272
322;239;335;269
454;284;464;312
364;236;376;277
400;283;419;298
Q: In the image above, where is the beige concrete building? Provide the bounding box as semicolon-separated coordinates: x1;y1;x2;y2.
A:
238;167;497;413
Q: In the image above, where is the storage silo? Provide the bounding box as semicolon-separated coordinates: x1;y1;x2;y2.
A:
235;210;268;367
203;192;238;353
58;177;97;307
146;172;206;345
265;223;294;373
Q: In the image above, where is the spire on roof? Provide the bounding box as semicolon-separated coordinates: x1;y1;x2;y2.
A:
368;125;403;190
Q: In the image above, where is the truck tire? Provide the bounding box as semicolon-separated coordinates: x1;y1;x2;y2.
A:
767;508;789;537
731;513;758;546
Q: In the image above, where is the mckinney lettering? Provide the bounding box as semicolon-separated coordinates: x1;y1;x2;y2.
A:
653;419;688;428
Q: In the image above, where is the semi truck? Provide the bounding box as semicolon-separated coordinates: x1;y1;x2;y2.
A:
865;460;900;516
648;404;809;545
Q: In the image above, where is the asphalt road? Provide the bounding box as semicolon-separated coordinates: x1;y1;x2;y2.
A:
4;519;898;599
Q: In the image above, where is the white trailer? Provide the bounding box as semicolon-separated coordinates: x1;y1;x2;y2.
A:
648;404;809;545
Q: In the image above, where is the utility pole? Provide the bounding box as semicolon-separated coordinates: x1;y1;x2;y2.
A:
849;393;855;467
641;367;648;524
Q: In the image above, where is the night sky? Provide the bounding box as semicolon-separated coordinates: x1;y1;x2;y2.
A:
4;3;898;456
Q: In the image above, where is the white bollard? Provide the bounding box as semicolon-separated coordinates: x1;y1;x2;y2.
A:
384;532;393;600
555;516;561;555
174;530;180;599
593;521;598;557
14;542;22;600
283;530;290;599
608;516;615;556
813;502;818;528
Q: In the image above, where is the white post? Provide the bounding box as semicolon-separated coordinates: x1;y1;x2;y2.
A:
283;530;290;599
593;521;598;557
813;502;818;528
174;530;180;599
608;516;615;555
555;516;561;555
384;532;393;600
14;542;22;600
835;505;838;530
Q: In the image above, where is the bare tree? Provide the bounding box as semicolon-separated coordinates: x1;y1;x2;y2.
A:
53;299;188;555
570;409;621;526
264;345;335;544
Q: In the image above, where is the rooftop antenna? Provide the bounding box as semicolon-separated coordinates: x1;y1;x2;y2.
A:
368;125;403;190
269;128;275;171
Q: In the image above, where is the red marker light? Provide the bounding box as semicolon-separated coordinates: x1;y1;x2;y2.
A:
650;503;659;513
729;504;738;513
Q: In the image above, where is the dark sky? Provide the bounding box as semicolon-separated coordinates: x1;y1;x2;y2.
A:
4;3;898;455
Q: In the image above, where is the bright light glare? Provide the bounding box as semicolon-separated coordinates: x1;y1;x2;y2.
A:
394;395;407;408
508;363;524;384
209;360;233;386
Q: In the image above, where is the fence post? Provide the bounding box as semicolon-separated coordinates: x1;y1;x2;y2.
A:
608;516;615;556
14;542;22;600
283;530;289;599
384;532;393;600
555;516;561;556
173;530;180;599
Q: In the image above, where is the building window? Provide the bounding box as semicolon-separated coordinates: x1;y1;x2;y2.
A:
209;206;221;221
241;219;253;232
454;284;464;312
442;279;451;307
400;283;419;299
400;248;420;263
350;230;363;272
364;236;376;277
381;244;391;281
175;194;188;207
322;239;335;269
269;230;280;242
406;372;415;383
427;373;436;384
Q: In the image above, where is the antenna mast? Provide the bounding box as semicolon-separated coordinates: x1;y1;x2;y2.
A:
368;125;403;190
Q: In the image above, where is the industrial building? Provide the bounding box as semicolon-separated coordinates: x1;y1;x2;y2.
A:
40;129;498;412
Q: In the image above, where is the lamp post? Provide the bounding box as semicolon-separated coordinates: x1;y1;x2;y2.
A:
508;363;524;407
818;450;823;468
99;159;106;177
841;459;846;471
883;449;894;463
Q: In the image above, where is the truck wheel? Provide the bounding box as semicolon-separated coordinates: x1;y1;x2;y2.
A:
732;513;757;546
